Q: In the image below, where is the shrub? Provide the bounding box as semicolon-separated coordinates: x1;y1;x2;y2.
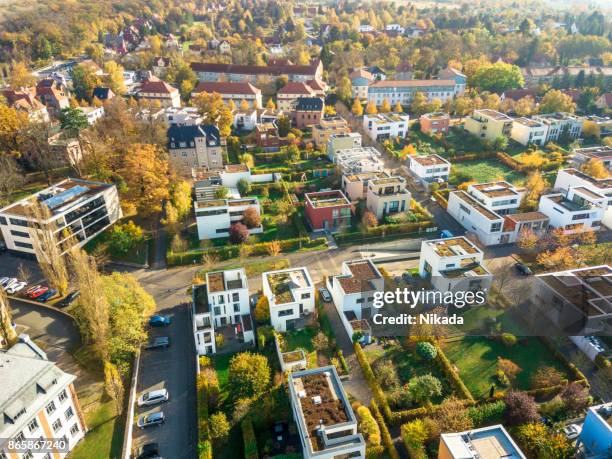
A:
199;355;212;368
435;345;474;402
531;365;565;389
373;359;400;390
504;390;539;425
108;220;144;254
407;374;442;405
242;206;261;229
500;333;517;347
415;341;437;360
468;401;506;426
515;423;574;458
229;222;249;243
209;412;230;442
560;382;590;414
401;419;428;459
357;406;382;446
228;352;270;400
595;353;610;369
237;178;252;196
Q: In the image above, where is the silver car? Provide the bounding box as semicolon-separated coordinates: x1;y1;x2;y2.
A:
137;411;165;428
137;389;169;407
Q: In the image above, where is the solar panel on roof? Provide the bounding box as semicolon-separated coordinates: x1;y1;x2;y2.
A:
43;185;90;210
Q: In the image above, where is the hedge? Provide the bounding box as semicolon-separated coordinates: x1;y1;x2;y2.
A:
354;343;392;421
435;344;475;402
370;399;400;459
432;190;448;209
335;221;434;243
537;336;589;386
366;446;386;459
241;418;258;459
496;152;562;173
337;349;350;374
197;373;213;459
401;419;428;459
468;400;506;426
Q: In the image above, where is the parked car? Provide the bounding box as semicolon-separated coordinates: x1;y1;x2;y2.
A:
58;290;80;308
137;412;165;429
138;389;169;407
3;278;19;290
149;315;171;327
136;443;162;459
318;287;332;303
37;289;58;302
514;262;533;276
561;423;582;440
24;284;42;295
30;287;49;299
144;337;170;350
6;281;27;295
0;277;10;286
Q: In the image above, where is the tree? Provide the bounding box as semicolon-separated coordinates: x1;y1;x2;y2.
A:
537;246;576;271
59;107;89;138
410;91;428;116
324;105;336;116
517;227;539;251
538;89;576;114
108;221;144;254
0;287;18;348
531;366;565;389
0;102;28;155
239;99;250;111
357;406;381;446
237;178;252;196
170;233;187;255
103;61;126;95
521;170;547;210
380;98;391;113
228;352;270;399
515;423;574;459
193;92;233;137
265;240;281;256
71;63;101;102
407;374;442;405
169;179;193;220
104;361;124;414
560;382;590;414
431;396;473;434
311;331;329;351
10;62;36;88
365;101;378;115
210;412;230;442
254;295;270;322
415;341;437;360
401;419;428;458
581;158;609;179
277;115;291;136
266;98;276;109
361;210;378;229
121;144;169;217
498;357;522;383
504;390;539;425
494;136;509;151
471;62;524;93
227;99;236;111
336;76;352;101
513;96;536;116
229;222;249;244
0;156;25;205
351;98;363;116
214;186;229;199
286;144;301;162
582;120;600;139
394;101;403;113
242;207;261;229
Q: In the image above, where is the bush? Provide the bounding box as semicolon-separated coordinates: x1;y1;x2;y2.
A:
504;390;539;425
354;344;392;421
531;365;565;389
407;374;442;405
357;406;382;446
370;400;400;459
108;220;144;254
209;412;230;442
468;400;506;426
229;222;250;244
500;333;517;347
373;359;400;389
401;419;428;459
228;352;270;400
415;341;437;360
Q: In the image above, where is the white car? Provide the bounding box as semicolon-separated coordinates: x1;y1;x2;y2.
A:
6;281;26;294
561;423;582;440
137;389;169;407
3;278;19;291
0;277;10;287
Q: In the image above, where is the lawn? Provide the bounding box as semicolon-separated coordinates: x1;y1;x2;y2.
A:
84;227;149;265
444;337;572;398
451;159;525;185
283;327;317;352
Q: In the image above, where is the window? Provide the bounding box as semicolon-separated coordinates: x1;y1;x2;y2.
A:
572;213;590;221
0;216;6;225
490;222;502;232
52;419;62;432
14;433;25;442
214;307;221;316
301;293;310;299
70;424;80;436
58;390;68;403
233;303;240;312
232;293;239;302
9;218;28;227
14;241;33;249
356;298;364;304
28;419;39;432
278;309;293;317
46;401;56;415
65;407;74;420
458;204;471;214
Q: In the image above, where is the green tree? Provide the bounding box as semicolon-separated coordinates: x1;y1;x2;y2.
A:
237;178;251;196
538;89;576;114
336;75;352;101
286;144;301;162
471;62;524;93
215;186;229;199
71;63;101;102
59;107;89;138
407;374;442;404
108;220;145;254
228;352;270;399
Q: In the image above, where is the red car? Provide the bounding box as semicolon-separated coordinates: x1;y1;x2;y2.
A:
29;287;49;299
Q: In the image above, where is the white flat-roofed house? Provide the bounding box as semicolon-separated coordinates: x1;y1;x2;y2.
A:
362;113;409;142
205;269;251;328
366;175;411;220
327;133;362;159
194;196;263;240
138;106;204;127
532;112;583;143
341;171;389;201
408;154;451;184
232;109;258;131
262;268;315;332
467;181;524;216
193;284;216;355
538;187;606;234
511;117;549;146
77;106;105;125
0;336;87;458
0;178;122;259
288;366;365;459
439;424;525;459
464;109;513;143
576;402;612;457
572;145;612;170
333;146;384;175
418;236;492;294
447;191;506;245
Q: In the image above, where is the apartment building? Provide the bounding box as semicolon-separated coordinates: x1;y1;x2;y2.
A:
468;182;524;216
447;191;505;246
77;106;105;125
312;116;350;148
327;133;362;158
576;403;612;458
511;117;549;146
135;76;181;107
437;67;468;96
292;97;324;129
0;336;87;458
349;68;374;100
192;81;262;109
366;175;411;219
195;196;263;240
288;366;365;459
438;425;525;459
572;145;612;170
532;265;612;335
420;112;450;135
333;146;384;174
190;59;323;84
419;237;492;294
342;171;389;201
367;80;457;106
262;268;315;332
138;106;204;126
464;109;513;143
232;109;257;131
0;178;122;259
304;190;352;232
277;82;316;111
167;124;224;175
408;154;451;184
362;113;409;141
193;284;216;355
538;188;606;233
532;112;583;143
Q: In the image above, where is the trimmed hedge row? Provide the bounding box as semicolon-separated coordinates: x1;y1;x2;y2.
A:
241;418;258;459
449;152;495;162
537;336;589;386
496;152;562;173
354;343;393;421
468;400;506;426
197;373;213;459
335;221;434;244
370;399;400;459
365;446;386;459
432;190;448;209
435;344;475;402
337;349;350;374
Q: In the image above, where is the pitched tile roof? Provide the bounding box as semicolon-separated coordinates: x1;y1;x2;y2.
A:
138;76;178;94
190;59;321;77
295;97;324;111
278;82;315;95
193;81;261;95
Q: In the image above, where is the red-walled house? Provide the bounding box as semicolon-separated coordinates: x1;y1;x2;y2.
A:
419;112;450;135
292;97;324;129
304;190;352;232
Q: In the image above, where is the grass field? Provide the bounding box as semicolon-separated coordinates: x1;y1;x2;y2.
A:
444;337;571;398
451;159;525;185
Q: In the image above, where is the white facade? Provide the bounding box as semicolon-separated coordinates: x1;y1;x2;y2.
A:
538;188;606;234
439;425;526;459
366;176;411;219
138;106;204;126
511;117;549;146
447;191;506;246
572;145;612;170
232;110;257;131
418;237;492;293
77;106;105;125
333;146;384;174
362;113;409;142
205;269;251;328
0;178;122;259
327;133;362;159
532;113;583;143
195;197;263;240
467;181;524;216
408;155;451;183
262;268;315;332
341;171;389;201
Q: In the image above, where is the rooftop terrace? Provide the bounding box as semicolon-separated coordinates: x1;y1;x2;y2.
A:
305;190;351;208
411;154;450;167
471;181;520;198
427;237;481;257
265;268;311;304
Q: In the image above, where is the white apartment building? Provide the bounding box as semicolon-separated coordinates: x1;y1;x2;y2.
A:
205;269;251;328
447;191;505;246
554;168;612;228
511;117;549;146
327;133;362;159
139;106;204;127
288;366;365;459
77;106;105;125
333;146;384;174
0;178;122;259
193;284;216;355
328;259;384;326
464;109;513;143
572;145;612;170
439;425;525;459
408;154;451;184
538;188;606;233
232;109;257;131
419;237;492;294
532;112;583;143
467;181;524;216
367;80;457;106
362;113;409;142
195;196;263;240
366;175;411;219
341;171;389;201
0;336;87;458
262;268;315;332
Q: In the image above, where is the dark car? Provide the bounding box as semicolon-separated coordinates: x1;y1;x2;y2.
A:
318;288;332;303
58;290;80;308
144;337;170;350
136;442;161;459
515;262;533;276
137;411;165;429
149;315;171;327
37;288;58;302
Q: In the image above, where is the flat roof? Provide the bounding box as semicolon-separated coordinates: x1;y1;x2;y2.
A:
560;169;612;191
505;211;549;222
474;109;513;121
543;193;592;212
343;171;388;183
337;260;382;294
305;190;351;208
452;191;502;221
426;236;481;257
264;268;311;304
441;425;525;459
513;117;545;128
421;111;449;121
365;113;409;124
411;154;450;167
574;145;612;159
471;181;520;198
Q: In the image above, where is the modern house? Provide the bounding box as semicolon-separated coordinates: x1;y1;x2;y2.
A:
367;80;457;106
304;190;352;232
408;154;451;184
288;366;366;459
192;81;262;109
419;236;492;294
232;109;258;131
0;178;122;259
532;265;612;335
464;109;513;143
366;175;411;220
193;284;216;355
190;59;323;83
167;124;224;175
77;106;105;125
135;76;181;107
438;424;525;459
194;196;263;240
420;112;450;135
312;116;351;148
576;402;612;458
138;106;204;127
334;146;384;174
467;182;524;216
362;113;409;141
262;268;315;332
572;146;612;170
0;336;87;458
538;188;606;233
532;112;583;143
292;97;324;129
511;117;549;146
342;171;389;201
327;133;362;158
